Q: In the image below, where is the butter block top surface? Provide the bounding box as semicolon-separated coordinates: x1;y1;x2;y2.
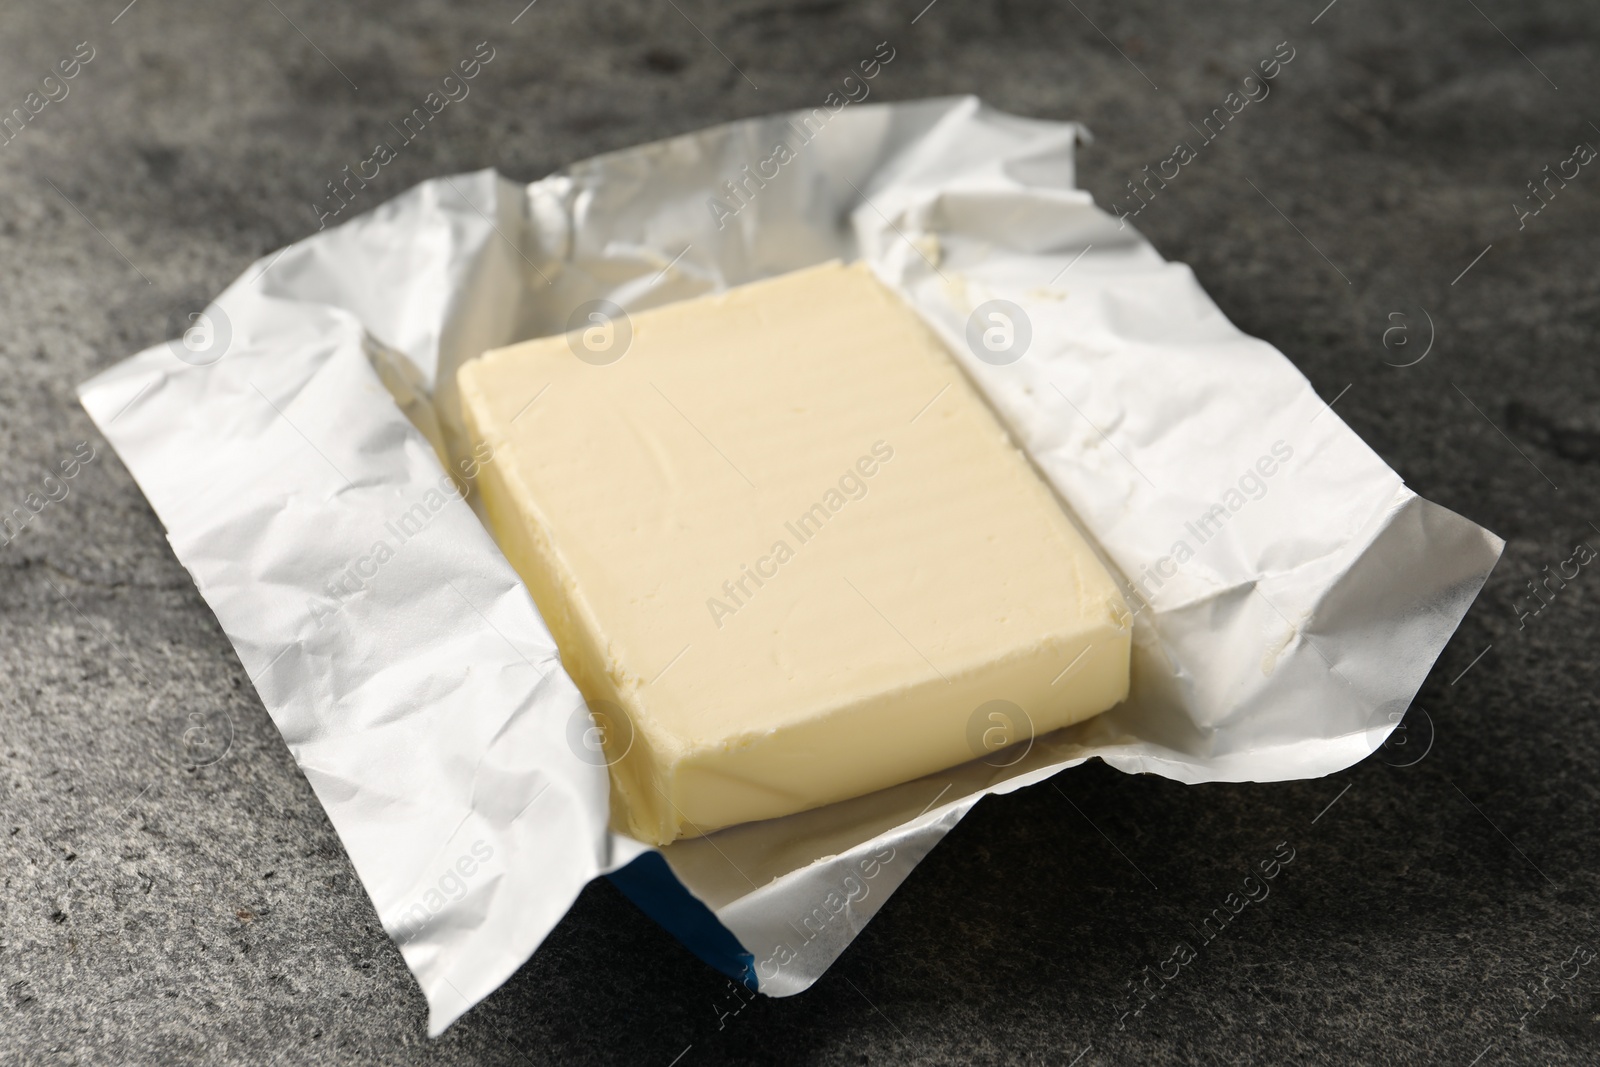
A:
457;260;1129;842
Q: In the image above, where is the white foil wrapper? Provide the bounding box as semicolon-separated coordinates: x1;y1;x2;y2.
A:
78;96;1501;1034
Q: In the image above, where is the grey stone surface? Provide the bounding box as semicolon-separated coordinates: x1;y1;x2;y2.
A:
1;0;1597;1063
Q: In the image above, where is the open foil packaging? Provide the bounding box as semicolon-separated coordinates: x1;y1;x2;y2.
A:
78;97;1502;1034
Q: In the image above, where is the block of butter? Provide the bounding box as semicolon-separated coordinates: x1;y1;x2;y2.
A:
457;261;1131;844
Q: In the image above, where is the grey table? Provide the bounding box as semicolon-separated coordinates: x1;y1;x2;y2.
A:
2;1;1596;1063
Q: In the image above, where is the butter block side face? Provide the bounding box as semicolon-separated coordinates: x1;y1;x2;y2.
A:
458;261;1131;844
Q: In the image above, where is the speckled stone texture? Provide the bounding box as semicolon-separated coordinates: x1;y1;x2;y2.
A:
1;1;1596;1064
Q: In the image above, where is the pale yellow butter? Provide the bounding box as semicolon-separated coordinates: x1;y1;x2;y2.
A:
457;261;1130;844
